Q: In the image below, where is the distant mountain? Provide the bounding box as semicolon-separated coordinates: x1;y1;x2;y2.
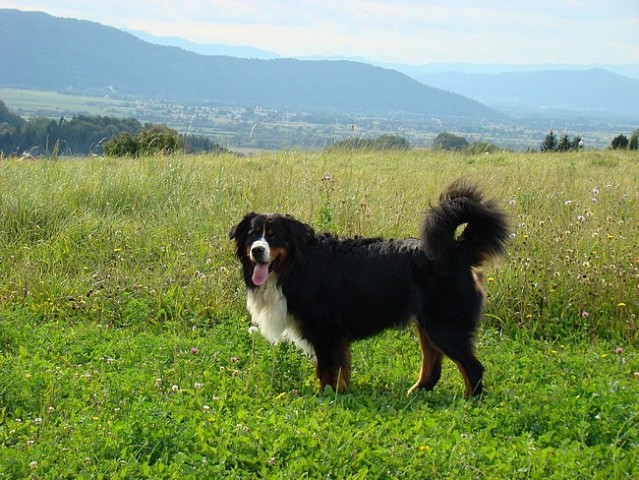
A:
298;57;639;116
371;62;639;80
407;69;639;116
124;29;281;59
0;9;499;119
101;24;639;118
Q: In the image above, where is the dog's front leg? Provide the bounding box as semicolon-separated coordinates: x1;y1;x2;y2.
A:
315;337;351;393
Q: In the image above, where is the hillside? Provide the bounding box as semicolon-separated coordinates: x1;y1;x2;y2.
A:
0;9;498;119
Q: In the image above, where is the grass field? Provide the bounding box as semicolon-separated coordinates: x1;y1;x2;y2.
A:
0;149;638;478
0;89;141;118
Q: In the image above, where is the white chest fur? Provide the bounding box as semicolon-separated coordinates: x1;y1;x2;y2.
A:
246;277;315;358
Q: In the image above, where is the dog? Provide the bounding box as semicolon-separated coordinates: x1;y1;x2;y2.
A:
229;180;508;397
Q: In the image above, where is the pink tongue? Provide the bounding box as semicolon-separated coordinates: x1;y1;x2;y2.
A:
252;263;270;286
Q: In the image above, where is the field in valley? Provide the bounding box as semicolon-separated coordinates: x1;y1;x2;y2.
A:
0;149;637;478
2;88;627;151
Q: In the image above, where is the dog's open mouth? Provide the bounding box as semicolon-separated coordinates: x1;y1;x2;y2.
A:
252;262;270;286
251;257;282;286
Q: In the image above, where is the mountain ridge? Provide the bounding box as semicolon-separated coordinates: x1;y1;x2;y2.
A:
125;30;639;116
0;9;498;119
123;29;282;60
408;68;639;116
126;30;639;80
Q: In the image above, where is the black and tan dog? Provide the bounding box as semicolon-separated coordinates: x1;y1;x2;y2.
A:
230;180;508;397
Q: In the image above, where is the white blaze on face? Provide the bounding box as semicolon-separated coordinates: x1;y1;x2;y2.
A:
249;228;271;286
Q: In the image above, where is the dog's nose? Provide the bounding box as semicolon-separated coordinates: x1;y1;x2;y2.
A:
251;246;266;257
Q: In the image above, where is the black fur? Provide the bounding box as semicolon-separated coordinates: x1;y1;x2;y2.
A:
229;180;509;397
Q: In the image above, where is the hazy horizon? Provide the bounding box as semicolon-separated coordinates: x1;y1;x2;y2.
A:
3;1;638;66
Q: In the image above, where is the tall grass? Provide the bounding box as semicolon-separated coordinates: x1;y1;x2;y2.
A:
1;150;638;478
0;150;636;340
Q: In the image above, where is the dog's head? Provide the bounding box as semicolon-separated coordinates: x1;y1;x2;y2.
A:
229;213;314;287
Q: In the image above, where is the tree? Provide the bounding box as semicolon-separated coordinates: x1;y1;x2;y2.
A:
103;132;139;157
63;115;143;154
610;134;629;150
136;126;181;155
104;127;180;157
0;101;228;157
628;129;639;151
182;134;229;154
540;130;558;152
433;132;468;151
557;134;571;152
570;135;583;150
375;134;410;150
0;100;26;155
0;100;26;130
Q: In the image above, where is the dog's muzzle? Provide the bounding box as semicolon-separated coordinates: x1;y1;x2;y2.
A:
250;241;269;264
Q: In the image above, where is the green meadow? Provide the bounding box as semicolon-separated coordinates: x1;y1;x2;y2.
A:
0;149;637;478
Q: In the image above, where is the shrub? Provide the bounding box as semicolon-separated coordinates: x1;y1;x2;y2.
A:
432;132;468;151
464;141;499;154
327;134;410;151
105;126;181;157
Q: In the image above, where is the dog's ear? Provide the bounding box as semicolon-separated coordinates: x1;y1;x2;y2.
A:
282;215;314;251
229;212;258;240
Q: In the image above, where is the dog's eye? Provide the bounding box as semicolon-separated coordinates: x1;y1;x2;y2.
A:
266;228;274;238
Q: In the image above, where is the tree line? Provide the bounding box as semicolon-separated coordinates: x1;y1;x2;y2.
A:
539;130;584;152
0;100;228;158
610;131;639;150
431;132;499;154
540;129;639;152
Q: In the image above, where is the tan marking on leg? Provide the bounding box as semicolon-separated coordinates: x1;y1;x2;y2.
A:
316;340;351;393
408;323;443;395
454;358;483;398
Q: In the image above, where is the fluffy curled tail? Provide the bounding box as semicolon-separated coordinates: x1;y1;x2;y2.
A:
421;180;509;268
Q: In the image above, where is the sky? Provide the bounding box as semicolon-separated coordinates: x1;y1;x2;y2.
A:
3;0;639;65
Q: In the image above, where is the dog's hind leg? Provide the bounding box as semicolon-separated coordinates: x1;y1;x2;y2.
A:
407;323;443;395
315;337;351;393
427;330;484;398
454;357;484;398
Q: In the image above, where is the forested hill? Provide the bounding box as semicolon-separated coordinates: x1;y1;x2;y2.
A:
0;9;499;118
